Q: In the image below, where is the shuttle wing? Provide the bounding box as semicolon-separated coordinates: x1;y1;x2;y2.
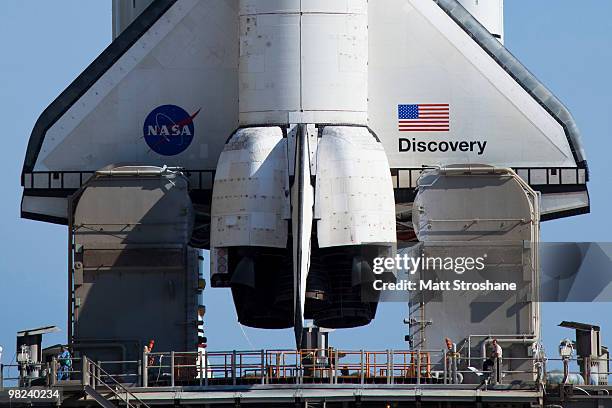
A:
369;0;589;219
21;0;589;224
21;0;238;223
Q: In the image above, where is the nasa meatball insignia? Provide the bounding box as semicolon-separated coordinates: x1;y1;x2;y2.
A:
143;105;201;156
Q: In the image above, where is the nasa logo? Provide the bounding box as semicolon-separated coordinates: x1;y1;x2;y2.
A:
143;105;201;156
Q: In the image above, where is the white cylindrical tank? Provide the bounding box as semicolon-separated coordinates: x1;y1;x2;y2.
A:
457;0;504;43
239;0;368;125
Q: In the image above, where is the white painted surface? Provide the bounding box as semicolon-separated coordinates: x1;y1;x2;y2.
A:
38;0;239;172
211;127;290;248
315;126;396;247
369;0;575;169
34;0;579;173
25;0;588;223
238;0;368;125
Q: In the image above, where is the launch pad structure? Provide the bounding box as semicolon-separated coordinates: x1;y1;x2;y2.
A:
4;0;609;407
2;343;612;407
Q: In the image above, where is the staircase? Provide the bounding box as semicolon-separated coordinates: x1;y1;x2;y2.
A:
82;357;150;408
84;386;117;408
305;402;326;408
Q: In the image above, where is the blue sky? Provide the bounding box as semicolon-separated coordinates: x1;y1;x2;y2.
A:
0;1;610;372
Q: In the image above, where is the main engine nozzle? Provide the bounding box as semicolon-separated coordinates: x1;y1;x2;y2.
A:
210;124;396;346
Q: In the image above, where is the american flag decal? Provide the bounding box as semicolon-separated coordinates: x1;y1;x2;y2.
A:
398;104;450;132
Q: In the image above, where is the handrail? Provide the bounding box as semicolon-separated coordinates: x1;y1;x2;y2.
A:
85;357;151;408
145;349;437;386
8;349;609;391
66;350;612;389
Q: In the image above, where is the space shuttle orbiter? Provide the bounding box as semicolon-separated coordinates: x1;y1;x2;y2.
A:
21;0;588;346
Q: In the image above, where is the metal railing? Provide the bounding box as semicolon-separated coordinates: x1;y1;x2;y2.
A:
138;348;545;387
49;356;83;385
142;349;436;387
546;357;612;386
0;364;20;390
2;350;609;390
83;357;151;408
0;357;85;389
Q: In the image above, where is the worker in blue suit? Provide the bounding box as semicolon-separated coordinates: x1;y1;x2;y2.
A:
57;346;72;381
